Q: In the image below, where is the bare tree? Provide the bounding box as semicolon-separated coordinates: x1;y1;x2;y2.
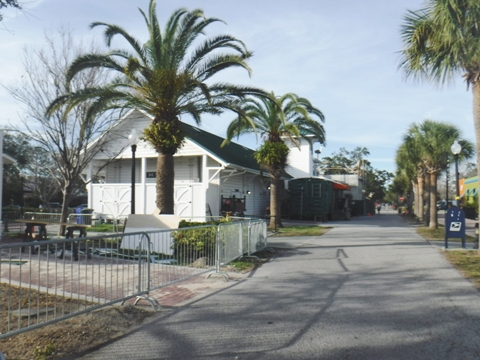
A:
6;27;126;233
0;0;21;22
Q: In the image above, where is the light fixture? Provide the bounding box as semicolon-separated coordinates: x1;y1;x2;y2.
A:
247;190;251;195
451;140;461;155
129;129;140;214
451;140;462;200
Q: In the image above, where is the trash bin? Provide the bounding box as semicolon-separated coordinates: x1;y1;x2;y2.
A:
76;207;82;224
80;208;94;225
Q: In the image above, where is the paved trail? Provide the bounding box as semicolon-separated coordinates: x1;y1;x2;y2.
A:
79;212;480;360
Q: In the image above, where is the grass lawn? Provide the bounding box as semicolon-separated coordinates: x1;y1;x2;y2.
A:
443;251;480;289
415;226;480;290
227;248;275;273
229;226;331;271
416;226;475;243
268;225;331;237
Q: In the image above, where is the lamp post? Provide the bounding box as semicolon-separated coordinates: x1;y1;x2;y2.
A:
128;129;139;214
451;140;462;202
445;153;449;207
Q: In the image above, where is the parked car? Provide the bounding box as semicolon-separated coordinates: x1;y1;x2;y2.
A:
436;200;452;211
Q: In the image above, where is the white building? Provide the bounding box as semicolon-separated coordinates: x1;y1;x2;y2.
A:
84;110;274;219
322;174;365;200
284;136;316;178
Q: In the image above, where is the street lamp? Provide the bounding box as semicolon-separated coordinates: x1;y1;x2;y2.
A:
451;140;462;202
128;129;140;214
445;153;449;207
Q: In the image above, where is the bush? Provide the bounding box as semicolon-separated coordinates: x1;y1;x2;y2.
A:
173;219;227;264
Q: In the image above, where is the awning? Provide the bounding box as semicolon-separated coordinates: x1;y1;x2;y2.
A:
332;182;350;190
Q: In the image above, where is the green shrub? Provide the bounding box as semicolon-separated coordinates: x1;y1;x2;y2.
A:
173;222;218;264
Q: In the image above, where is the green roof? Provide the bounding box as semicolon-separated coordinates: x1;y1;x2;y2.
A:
181;122;262;172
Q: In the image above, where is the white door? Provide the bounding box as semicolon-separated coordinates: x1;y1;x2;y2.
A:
100;185;131;217
174;185;193;218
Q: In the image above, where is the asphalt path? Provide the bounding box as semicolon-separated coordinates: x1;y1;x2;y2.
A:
78;211;480;360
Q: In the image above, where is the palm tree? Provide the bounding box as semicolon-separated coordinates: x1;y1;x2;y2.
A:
222;92;325;228
406;120;473;229
399;0;480;220
47;0;264;213
396;142;423;220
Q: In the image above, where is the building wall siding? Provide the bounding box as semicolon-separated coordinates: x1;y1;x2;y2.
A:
285;138;313;178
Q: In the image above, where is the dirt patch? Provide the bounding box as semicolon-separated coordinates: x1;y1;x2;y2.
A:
0;303;156;359
0;235;158;359
0;235;269;359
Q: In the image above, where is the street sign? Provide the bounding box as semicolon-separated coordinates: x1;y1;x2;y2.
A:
445;206;466;249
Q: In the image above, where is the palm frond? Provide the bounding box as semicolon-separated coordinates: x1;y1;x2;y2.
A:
66;54;125;84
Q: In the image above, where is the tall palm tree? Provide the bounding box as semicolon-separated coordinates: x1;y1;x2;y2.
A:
396;141;424;219
47;0;264;213
222;92;325;228
399;0;480;220
407;120;473;229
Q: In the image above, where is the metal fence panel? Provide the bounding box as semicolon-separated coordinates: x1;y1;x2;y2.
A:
0;232;149;339
248;220;268;255
146;225;217;291
24;212;62;223
0;219;268;339
180;216;225;223
67;214;123;234
2;211;22;233
218;222;243;265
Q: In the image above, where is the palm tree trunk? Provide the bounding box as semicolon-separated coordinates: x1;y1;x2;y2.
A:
473;83;480;251
412;179;419;219
417;173;424;221
429;172;438;229
156;152;175;214
269;175;283;229
424;174;430;226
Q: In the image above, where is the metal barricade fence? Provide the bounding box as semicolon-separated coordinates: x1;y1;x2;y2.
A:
146;225;217;291
0;219;268;339
24;212;62;223
217;222;244;266
247;220;268;256
180;216;225;223
67;213;118;234
2;211;22;233
0;232;151;339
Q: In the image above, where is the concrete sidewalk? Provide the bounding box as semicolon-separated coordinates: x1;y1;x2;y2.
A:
79;212;480;360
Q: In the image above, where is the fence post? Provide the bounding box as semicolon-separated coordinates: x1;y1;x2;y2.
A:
131;232;160;310
239;221;243;257
216;224;221;274
247;221;252;257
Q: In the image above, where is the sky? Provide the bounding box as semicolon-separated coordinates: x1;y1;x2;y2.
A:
0;0;475;174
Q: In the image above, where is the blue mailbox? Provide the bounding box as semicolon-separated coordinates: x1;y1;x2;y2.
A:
444;206;466;249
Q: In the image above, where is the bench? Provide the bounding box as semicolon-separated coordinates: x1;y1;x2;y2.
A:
15;219;50;253
14;220;91;260
53;223;92;261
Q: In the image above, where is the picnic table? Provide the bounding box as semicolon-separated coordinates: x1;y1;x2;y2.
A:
14;220;91;261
